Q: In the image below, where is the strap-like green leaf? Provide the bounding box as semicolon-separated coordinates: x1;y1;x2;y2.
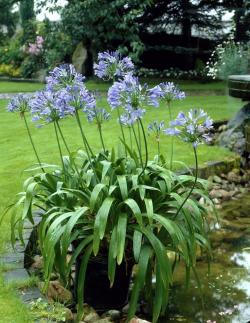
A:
108;226;117;286
117;213;127;265
93;197;115;255
76;245;92;322
133;230;142;263
89;183;107;211
144;198;153;225
117;175;128;200
124;198;142;226
127;245;152;321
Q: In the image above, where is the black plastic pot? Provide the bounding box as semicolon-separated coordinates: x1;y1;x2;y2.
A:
74;254;133;311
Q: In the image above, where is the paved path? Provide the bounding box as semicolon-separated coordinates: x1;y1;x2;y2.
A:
0;215;44;306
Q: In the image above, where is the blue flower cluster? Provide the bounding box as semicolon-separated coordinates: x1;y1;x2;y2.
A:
7;49;213;151
108;74;161;126
165;109;213;147
7;94;30;113
29;65;96;125
148;121;165;139
149;82;186;106
94;51;134;80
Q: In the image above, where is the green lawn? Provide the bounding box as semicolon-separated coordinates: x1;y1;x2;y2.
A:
0;78;227;93
0;272;32;323
0;82;242;322
0;81;44;93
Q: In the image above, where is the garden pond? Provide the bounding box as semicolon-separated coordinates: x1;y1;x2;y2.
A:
162;193;250;323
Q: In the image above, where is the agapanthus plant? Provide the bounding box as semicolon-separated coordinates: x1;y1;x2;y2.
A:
149;82;186;170
7;53;215;323
94;50;134;80
165;108;213;219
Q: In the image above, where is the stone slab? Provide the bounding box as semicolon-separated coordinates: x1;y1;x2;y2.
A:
18;287;45;303
3;268;29;283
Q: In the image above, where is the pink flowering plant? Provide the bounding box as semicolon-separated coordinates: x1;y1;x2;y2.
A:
7;51;214;322
26;36;44;56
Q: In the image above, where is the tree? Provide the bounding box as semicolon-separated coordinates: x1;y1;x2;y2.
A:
19;0;36;43
0;0;19;42
222;0;250;41
36;0;231;71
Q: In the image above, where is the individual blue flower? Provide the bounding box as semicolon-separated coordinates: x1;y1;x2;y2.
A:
30;89;75;124
149;82;186;106
108;74;153;110
46;64;85;91
60;85;96;113
94;51;134;80
148;120;165;140
119;108;145;126
108;74;152;125
164;109;213;147
86;108;111;123
7;94;31;113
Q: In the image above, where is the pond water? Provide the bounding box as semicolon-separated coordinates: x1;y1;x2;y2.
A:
163;194;250;323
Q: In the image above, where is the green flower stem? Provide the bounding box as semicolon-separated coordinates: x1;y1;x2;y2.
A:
174;146;198;220
97;122;106;152
23;113;44;173
137;121;142;151
53;121;65;175
56;120;81;177
131;124;143;169
129;127;133;150
56;121;71;155
117;108;126;146
157;139;160;156
167;101;174;170
139;119;148;176
75;110;93;162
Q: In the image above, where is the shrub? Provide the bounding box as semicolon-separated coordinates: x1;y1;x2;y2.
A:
0;64;21;77
206;39;250;80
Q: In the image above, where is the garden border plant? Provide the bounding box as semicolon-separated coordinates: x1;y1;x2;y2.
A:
5;51;215;323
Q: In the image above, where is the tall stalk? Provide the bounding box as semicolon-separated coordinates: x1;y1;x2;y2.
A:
53;121;65;175
75;110;93;162
23;113;44;172
56;120;81;177
137;121;141;151
97;122;106;152
157;139;160;157
129;127;133;150
174;146;198;219
116;108;126;144
167;101;174;170
131;124;143;169
138;119;148;176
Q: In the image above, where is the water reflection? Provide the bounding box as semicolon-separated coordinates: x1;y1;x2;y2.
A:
161;194;250;323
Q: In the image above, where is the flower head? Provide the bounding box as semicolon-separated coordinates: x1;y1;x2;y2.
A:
119;107;145;126
7;94;31;113
108;74;151;125
164;109;213;147
94;51;134;80
149;82;186;106
46;64;85;91
148;120;165;140
27;36;44;56
30;89;75;125
86;108;110;123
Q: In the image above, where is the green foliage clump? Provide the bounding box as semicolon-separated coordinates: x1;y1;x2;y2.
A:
206;39;250;80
